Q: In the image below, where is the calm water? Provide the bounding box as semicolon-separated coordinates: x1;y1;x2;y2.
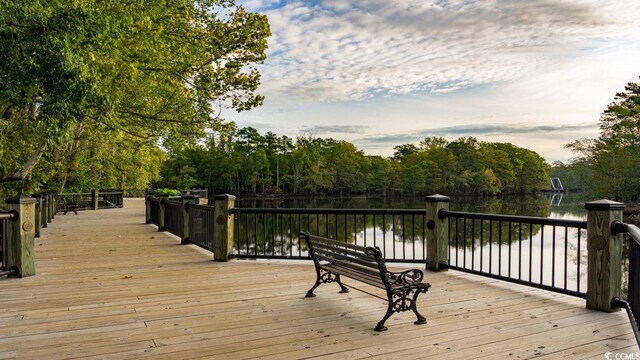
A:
233;193;591;292
238;192;588;219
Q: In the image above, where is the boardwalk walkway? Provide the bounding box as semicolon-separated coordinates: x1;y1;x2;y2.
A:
0;199;636;359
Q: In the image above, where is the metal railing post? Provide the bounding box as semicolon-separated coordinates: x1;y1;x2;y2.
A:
585;199;624;312
425;194;450;271
180;195;198;244
213;194;236;261
5;194;36;277
158;195;168;231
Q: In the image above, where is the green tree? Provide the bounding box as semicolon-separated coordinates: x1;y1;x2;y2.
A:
566;78;640;201
0;0;270;191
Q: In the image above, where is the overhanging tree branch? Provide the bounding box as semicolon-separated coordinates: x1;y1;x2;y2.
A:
0;141;46;183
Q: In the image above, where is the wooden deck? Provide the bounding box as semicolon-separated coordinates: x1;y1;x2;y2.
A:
0;198;636;359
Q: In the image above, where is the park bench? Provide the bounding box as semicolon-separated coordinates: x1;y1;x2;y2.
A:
300;232;431;331
59;199;78;215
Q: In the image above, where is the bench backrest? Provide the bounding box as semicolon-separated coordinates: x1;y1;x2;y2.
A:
300;232;390;282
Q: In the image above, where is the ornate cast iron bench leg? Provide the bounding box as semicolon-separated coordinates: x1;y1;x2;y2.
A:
336;274;349;293
305;268;349;297
412;288;427;325
375;299;395;331
375;286;428;331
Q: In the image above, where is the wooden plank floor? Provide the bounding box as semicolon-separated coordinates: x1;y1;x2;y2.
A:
0;198;636;359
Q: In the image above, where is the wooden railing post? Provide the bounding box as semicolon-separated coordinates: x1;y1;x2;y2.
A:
425;194;450;271
180;194;199;244
49;192;55;219
91;189;99;210
585;199;624;312
46;192;53;223
213;194;235;262
32;194;42;238
5;194;36;277
145;196;152;224
47;191;56;222
40;193;48;228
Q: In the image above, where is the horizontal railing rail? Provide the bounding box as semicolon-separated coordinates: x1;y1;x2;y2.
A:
229;207;427;262
0;211;18;221
439;209;588;298
612;221;640;347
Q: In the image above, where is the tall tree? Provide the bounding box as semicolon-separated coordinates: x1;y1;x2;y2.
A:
0;0;270;190
566;77;640;201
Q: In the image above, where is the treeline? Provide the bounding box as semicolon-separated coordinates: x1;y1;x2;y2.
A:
156;126;549;196
551;77;640;202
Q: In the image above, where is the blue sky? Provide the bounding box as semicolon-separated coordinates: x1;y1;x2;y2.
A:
232;0;640;162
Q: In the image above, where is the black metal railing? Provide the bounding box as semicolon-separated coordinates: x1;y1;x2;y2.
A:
163;200;182;237
229;208;427;262
188;204;215;251
1;217;6;268
58;193;93;211
149;198;160;226
99;191;124;208
439;209;588;298
0;211;18;272
612;221;640;346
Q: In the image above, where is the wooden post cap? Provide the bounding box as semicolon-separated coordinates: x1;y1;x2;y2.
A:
424;194;450;203
5;194;37;205
214;194;236;201
585;199;624;211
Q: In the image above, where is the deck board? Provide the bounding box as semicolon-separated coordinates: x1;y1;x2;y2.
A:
0;198;636;359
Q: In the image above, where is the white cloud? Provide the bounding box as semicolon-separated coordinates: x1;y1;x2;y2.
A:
233;0;640;162
244;0;639;105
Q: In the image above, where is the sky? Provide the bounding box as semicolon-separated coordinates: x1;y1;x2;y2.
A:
231;0;640;163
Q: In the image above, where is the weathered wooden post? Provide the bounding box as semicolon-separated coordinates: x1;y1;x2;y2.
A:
40;193;48;228
47;192;53;221
145;196;152;224
585;199;624;312
425;194;450;271
180;194;199;244
4;195;36;277
49;192;55;219
32;194;42;238
91;189;99;210
213;194;236;262
46;192;53;223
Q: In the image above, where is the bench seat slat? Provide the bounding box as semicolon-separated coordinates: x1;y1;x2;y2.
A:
310;245;379;269
306;235;371;253
321;264;386;289
313;253;382;278
307;239;376;262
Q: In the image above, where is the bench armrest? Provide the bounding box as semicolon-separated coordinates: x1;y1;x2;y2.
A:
388;268;424;284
